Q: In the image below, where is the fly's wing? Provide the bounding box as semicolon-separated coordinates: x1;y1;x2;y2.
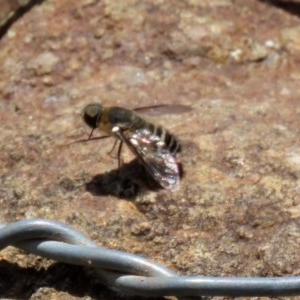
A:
121;128;180;191
133;104;191;116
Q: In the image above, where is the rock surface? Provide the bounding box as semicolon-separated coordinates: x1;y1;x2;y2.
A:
1;0;300;299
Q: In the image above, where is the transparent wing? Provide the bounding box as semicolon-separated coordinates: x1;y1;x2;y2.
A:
133;104;191;116
120;128;180;191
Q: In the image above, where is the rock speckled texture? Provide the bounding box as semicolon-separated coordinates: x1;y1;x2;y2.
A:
1;0;300;299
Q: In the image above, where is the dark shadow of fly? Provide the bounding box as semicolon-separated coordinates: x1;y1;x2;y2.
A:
85;158;163;199
258;0;300;18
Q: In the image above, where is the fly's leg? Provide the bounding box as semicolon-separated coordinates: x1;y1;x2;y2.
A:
107;138;124;174
107;139;119;158
109;127;125;174
117;141;123;169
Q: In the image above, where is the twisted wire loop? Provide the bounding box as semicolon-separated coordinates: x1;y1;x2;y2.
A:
1;219;300;298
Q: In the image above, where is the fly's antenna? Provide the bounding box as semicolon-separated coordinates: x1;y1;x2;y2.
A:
62;135;111;147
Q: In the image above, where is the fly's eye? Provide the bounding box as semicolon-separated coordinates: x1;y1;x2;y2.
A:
82;103;102;129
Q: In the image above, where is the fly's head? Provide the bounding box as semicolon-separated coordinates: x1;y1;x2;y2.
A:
82;103;103;129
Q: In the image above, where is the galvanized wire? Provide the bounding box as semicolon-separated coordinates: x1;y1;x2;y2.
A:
1;218;300;298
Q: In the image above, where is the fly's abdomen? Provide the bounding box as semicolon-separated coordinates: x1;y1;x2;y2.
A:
145;122;181;155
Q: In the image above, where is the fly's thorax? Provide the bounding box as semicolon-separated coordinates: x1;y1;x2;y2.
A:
100;106;144;134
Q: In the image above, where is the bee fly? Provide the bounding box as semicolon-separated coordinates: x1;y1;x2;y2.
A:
81;103;183;190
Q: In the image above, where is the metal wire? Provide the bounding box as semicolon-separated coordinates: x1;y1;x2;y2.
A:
1;218;300;298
